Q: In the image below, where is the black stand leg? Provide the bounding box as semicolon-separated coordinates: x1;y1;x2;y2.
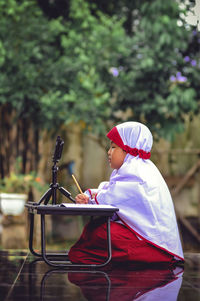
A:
29;213;69;259
29;213;41;257
40;215;112;268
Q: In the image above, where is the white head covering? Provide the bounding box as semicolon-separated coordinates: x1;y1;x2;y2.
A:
94;122;184;260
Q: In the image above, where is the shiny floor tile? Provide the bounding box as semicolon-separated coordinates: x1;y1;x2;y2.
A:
0;250;199;301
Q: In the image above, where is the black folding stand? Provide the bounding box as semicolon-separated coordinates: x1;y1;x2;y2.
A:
25;136;118;268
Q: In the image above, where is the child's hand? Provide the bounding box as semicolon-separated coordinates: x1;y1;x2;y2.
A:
75;194;89;204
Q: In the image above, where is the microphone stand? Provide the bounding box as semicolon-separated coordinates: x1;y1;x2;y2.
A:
37;136;75;205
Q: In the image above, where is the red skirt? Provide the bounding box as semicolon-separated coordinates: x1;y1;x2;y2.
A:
68;217;174;264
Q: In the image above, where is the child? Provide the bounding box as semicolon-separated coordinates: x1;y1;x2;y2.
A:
68;122;184;265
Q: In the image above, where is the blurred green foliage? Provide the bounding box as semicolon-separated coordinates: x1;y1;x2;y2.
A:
0;0;130;134
0;0;199;140
0;157;47;194
110;0;199;140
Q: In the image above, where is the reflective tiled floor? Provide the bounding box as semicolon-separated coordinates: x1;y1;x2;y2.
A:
0;250;199;301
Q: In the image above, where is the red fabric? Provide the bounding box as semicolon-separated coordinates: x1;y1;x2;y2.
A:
68;217;174;264
106;126;151;159
107;126;125;149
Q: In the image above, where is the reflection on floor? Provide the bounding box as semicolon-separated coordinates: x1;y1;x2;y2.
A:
0;250;199;301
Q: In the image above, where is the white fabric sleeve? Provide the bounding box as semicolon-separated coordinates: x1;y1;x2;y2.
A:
84;189;98;204
84;182;109;204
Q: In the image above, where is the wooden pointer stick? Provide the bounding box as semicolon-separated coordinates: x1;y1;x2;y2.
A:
72;174;83;194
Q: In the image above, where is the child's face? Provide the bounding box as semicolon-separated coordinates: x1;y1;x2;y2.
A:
108;142;126;169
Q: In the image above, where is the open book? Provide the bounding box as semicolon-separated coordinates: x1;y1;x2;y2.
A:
61;203;118;210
